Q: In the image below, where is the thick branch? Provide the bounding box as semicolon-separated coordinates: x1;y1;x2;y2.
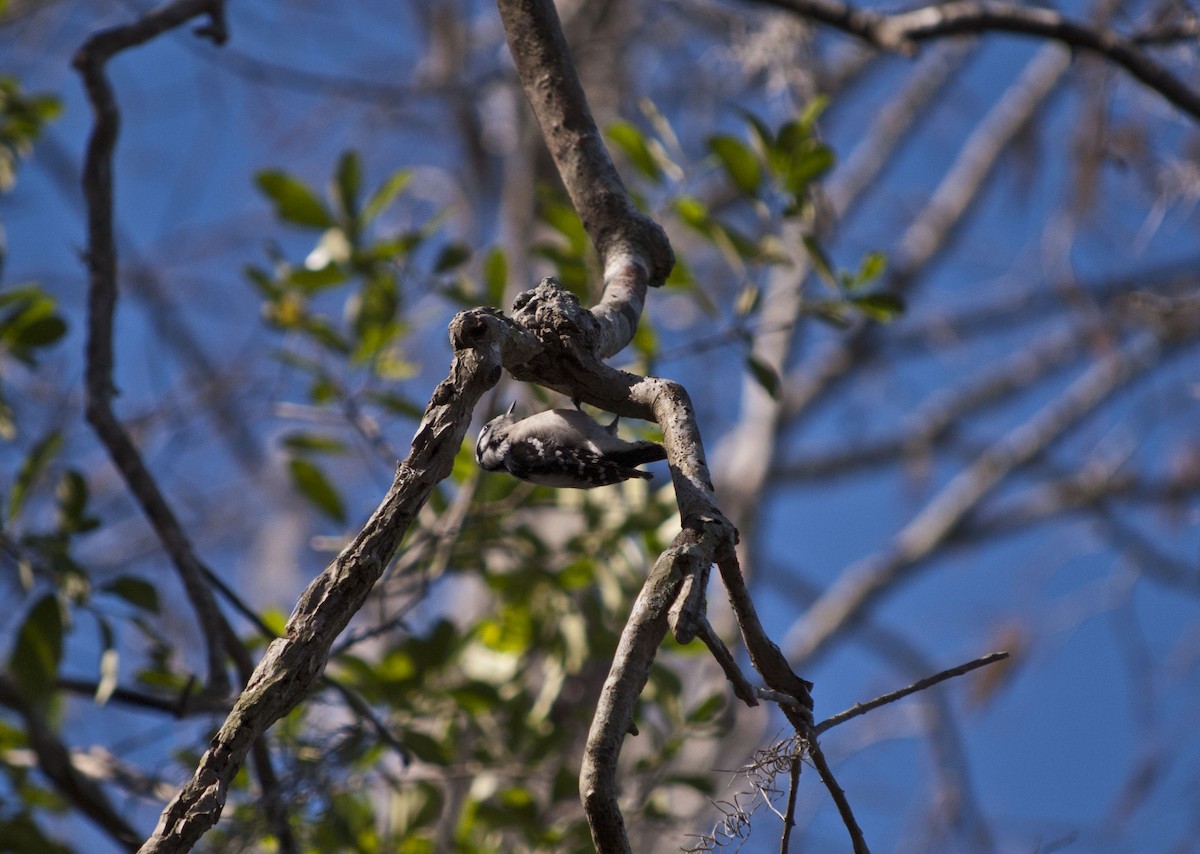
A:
751;0;1200;121
580;526;721;854
496;0;674;357
139;310;523;852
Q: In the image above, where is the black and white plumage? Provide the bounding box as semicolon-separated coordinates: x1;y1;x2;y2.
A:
475;405;667;488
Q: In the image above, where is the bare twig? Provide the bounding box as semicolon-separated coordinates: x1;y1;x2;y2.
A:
807;739;870;853
816;651;1010;735
697;619;759;707
780;755;802;854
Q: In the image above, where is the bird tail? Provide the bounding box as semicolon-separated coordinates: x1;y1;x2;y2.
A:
609;441;668;468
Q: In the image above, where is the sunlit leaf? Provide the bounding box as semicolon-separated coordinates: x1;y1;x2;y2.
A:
673;196;710;233
851;292;906;322
735;283;760;317
856;250;887;287
95;622;118;706
362;168;412;223
483;247;507;305
255;170;333;228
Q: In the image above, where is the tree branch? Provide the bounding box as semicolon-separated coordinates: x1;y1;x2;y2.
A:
496;0;674;357
786;329;1169;665
815;651;1010;735
138;309;531;852
73;0;233;696
751;0;1200;121
0;674;141;851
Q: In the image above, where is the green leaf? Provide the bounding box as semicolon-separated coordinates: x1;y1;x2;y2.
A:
288;458;346;523
0;286;67;365
255;170;333;229
686;692;726;723
745;353;780;399
9;594;64;702
783;144;835;195
810;299;852;328
401;729;451;765
851;292;906;322
607;120;663;183
483;247;508;305
0;390;13;442
797;94;830;132
281;432;349;455
288;263;349;293
8;430;62;522
365;390;425;420
334;150;362;221
802;235;836;285
707;134;762;195
736;108;775;156
673;196;710;233
433;242;471;274
362;169;412;223
56;470;99;534
12;315;66;349
100;576;160;613
851;250;887;290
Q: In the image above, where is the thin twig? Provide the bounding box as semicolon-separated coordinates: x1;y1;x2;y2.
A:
779;755;802;854
0;675;141;851
74;0;233;696
807;739;870;853
816;651;1010;735
697;619;759;707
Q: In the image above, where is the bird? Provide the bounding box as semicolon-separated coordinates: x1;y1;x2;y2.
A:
475;404;667;488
